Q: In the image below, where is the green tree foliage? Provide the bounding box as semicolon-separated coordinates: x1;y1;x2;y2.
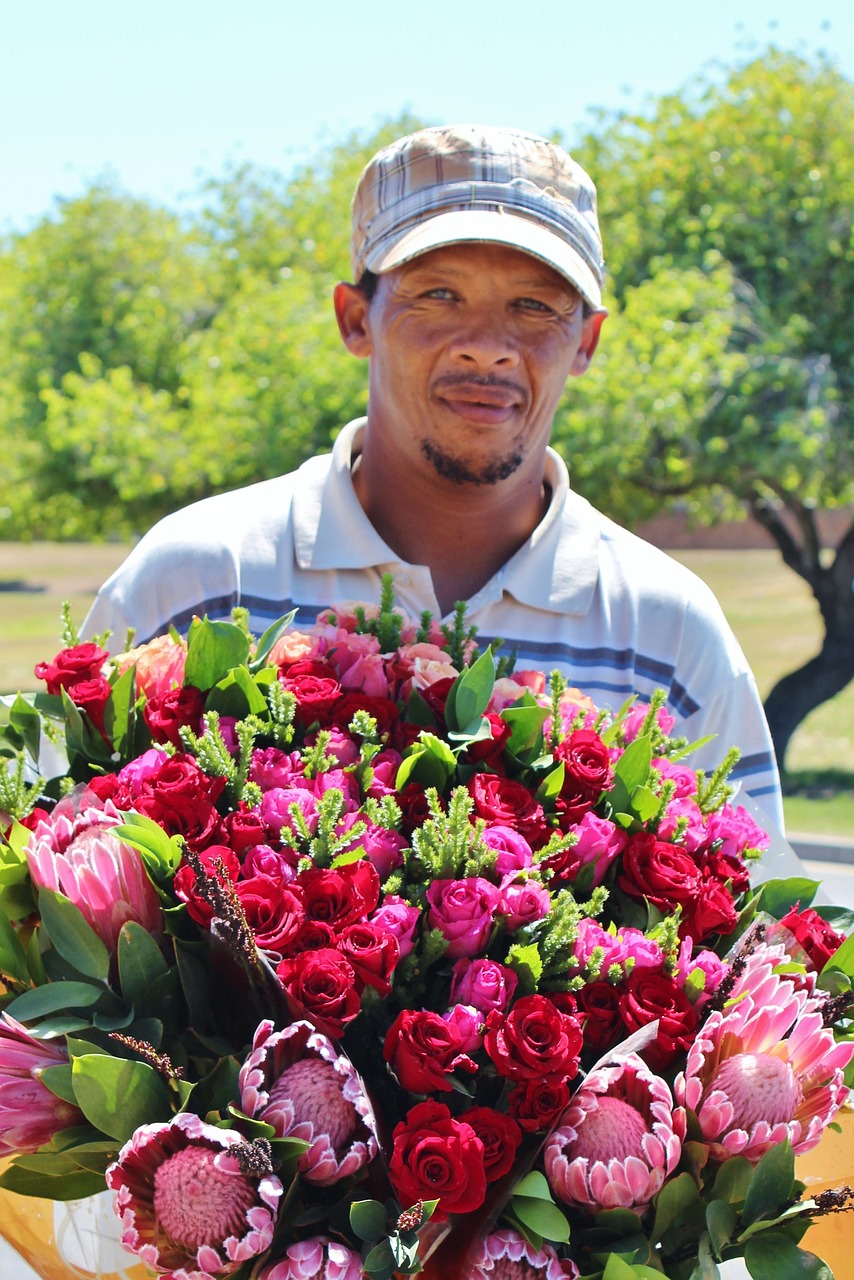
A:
553;50;854;769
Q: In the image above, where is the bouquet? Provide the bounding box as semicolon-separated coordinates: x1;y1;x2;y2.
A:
0;579;852;1280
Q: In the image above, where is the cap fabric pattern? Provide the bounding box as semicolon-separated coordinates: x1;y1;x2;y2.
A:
350;124;606;308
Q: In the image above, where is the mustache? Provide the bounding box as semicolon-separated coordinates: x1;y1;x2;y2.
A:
431;373;528;404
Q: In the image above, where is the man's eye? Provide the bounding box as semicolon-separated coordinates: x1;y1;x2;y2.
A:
517;297;552;313
422;287;456;300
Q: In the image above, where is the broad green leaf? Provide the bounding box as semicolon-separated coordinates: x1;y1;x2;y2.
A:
602;1255;660;1280
363;1238;396;1273
395;734;456;790
72;1054;172;1141
742;1141;795;1226
446;648;495;731
39;1064;77;1104
512;1170;553;1200
185;617;251;690
38;888;110;980
822;930;854;979
506;942;543;992
757;878;819;917
8;693;42;762
206;664;269;718
250;610;298;671
613;734;653;793
118;920;169;1007
0;1162;106;1200
712;1156;753;1205
687;1232;720;1279
113;812;184;877
743;1232;832;1279
0;904;30;982
350;1199;388;1242
706;1198;737;1256
501;695;549;755
6;979;105;1022
510;1195;571;1244
651;1171;700;1242
535;761;565;806
103;665;137;758
630;783;661;822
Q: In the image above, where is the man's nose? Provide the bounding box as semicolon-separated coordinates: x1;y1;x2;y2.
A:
447;317;520;368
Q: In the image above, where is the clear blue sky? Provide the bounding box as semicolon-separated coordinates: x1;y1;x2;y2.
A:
3;0;851;233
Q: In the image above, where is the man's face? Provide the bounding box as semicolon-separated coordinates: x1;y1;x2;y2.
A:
336;242;604;488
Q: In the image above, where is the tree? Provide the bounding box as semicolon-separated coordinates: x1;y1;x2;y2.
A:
556;51;854;771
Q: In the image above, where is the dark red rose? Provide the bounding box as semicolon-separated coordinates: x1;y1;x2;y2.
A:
85;773;120;804
276;948;362;1037
554;728;613;826
618;832;702;913
330;693;400;736
337;921;399;995
618;969;698;1070
235;875;307;953
507;1078;572;1133
779;904;846;971
68;676;113;739
143;685;206;748
286;919;336;955
297;861;380;929
384;1009;477;1093
174;845;241;926
391;721;426;754
34;643;109;694
468;774;548;849
460;1106;522;1182
132;755;225;849
397;781;443;836
280;661;343;728
389;1100;487;1220
466;714;512;768
420;676;456;726
221;808;268;854
484;994;583;1083
681;878;737;942
702;846;751;897
576;981;624;1053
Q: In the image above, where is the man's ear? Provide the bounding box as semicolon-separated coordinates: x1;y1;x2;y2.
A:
570;308;607;377
334;282;373;358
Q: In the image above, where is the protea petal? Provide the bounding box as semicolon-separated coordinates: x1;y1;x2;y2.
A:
463;1227;579;1279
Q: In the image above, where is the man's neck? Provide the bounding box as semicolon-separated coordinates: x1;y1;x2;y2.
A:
351;433;551;616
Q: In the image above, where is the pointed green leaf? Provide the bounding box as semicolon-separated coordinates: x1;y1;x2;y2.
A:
72;1054;172;1141
651;1171;701;1242
0;904;30;982
8;693;42;762
743;1232;832;1279
510;1195;571;1243
38;888;110;980
822;929;854;979
630;783;661;822
6;979;105;1022
250;610;298;671
39;1064;77;1105
712;1155;754;1205
742;1141;795;1225
687;1232;720;1279
512;1171;553;1201
535;761;565;806
501;695;549;755
447;648;495;731
113;812;184;877
0;1162;106;1200
706;1199;737;1256
758;878;819;917
103;665;137;758
118;920;169;1007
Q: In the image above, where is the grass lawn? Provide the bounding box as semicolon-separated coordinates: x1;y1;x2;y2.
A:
1;541;851;836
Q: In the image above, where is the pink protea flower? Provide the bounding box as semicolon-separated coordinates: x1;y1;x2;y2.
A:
25;797;163;952
463;1228;579;1279
0;1013;85;1155
106;1111;282;1280
258;1237;364;1280
544;1053;685;1212
238;1019;375;1186
674;945;853;1163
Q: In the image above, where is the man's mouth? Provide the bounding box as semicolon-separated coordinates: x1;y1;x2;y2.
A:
433;379;525;423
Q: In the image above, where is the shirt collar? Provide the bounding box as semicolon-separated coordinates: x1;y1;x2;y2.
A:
292;418;600;615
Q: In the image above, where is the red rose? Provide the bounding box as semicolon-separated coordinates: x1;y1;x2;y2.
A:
67;676;113;740
618;833;701;912
397;781;443;835
465;714;512;769
280;661;343;728
330;693;399;736
133;755;225;849
221;808;268;854
779;905;846;971
276;948;362;1037
286;919;336;955
143;685;206;748
420;676;456;726
460;1107;522;1181
681;878;737;943
389;1100;487;1220
507;1078;572;1133
384;1009;477;1093
235;875;307;953
297;861;380;929
468;774;548;849
484;994;583;1083
554;728;613;825
174;845;241;926
576;981;624;1053
337;921;399;995
34;643;109;694
618;969;697;1070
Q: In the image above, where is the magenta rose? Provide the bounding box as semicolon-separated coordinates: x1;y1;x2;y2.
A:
544;811;628;887
249;747;304;792
425;877;501;959
450;958;518;1015
484;995;583;1083
481;826;533;875
389;1100;487;1220
498;874;551;931
370;895;420;959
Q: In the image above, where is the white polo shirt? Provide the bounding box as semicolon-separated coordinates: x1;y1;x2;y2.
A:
85;419;782;827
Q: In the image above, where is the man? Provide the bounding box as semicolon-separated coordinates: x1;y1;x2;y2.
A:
84;124;782;826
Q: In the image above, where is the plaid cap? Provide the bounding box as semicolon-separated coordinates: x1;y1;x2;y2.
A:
350;124;605;308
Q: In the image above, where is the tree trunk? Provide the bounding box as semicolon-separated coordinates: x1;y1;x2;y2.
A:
750;495;854;773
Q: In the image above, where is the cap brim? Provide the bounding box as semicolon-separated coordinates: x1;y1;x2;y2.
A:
364;209;603;309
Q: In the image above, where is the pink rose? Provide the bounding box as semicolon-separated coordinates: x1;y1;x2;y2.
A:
481;826;533;875
544;810;627;887
269;629;324;669
622;702;676;741
426;878;501;959
370;895;420;959
498;874;551;931
656;797;708;853
115;634;186;700
450;958;518;1015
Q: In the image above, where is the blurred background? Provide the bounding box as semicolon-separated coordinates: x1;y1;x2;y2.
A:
2;0;853;841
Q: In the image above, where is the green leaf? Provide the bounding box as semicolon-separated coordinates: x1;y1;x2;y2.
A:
117;920;169;1007
651;1171;701;1242
602;1256;658;1280
742;1141;795;1226
8;693;42;762
395;733;456;790
822;930;854;979
250;610;298;671
712;1155;754;1205
614;734;653;792
758;878;819;917
350;1198;388;1242
510;1195;571;1244
184;617;251;690
630;783;661;822
445;648;495;731
206;664;270;718
501;694;549;755
38;1064;77;1104
72;1054;172;1142
535;761;565;806
113;812;184;877
38;888;110;980
0;903;30;982
706;1198;737;1257
687;1232;720;1280
506;942;543;992
513;1170;554;1200
6;979;105;1021
363;1238;396;1274
743;1232;833;1279
0;1162;106;1200
103;664;137;758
